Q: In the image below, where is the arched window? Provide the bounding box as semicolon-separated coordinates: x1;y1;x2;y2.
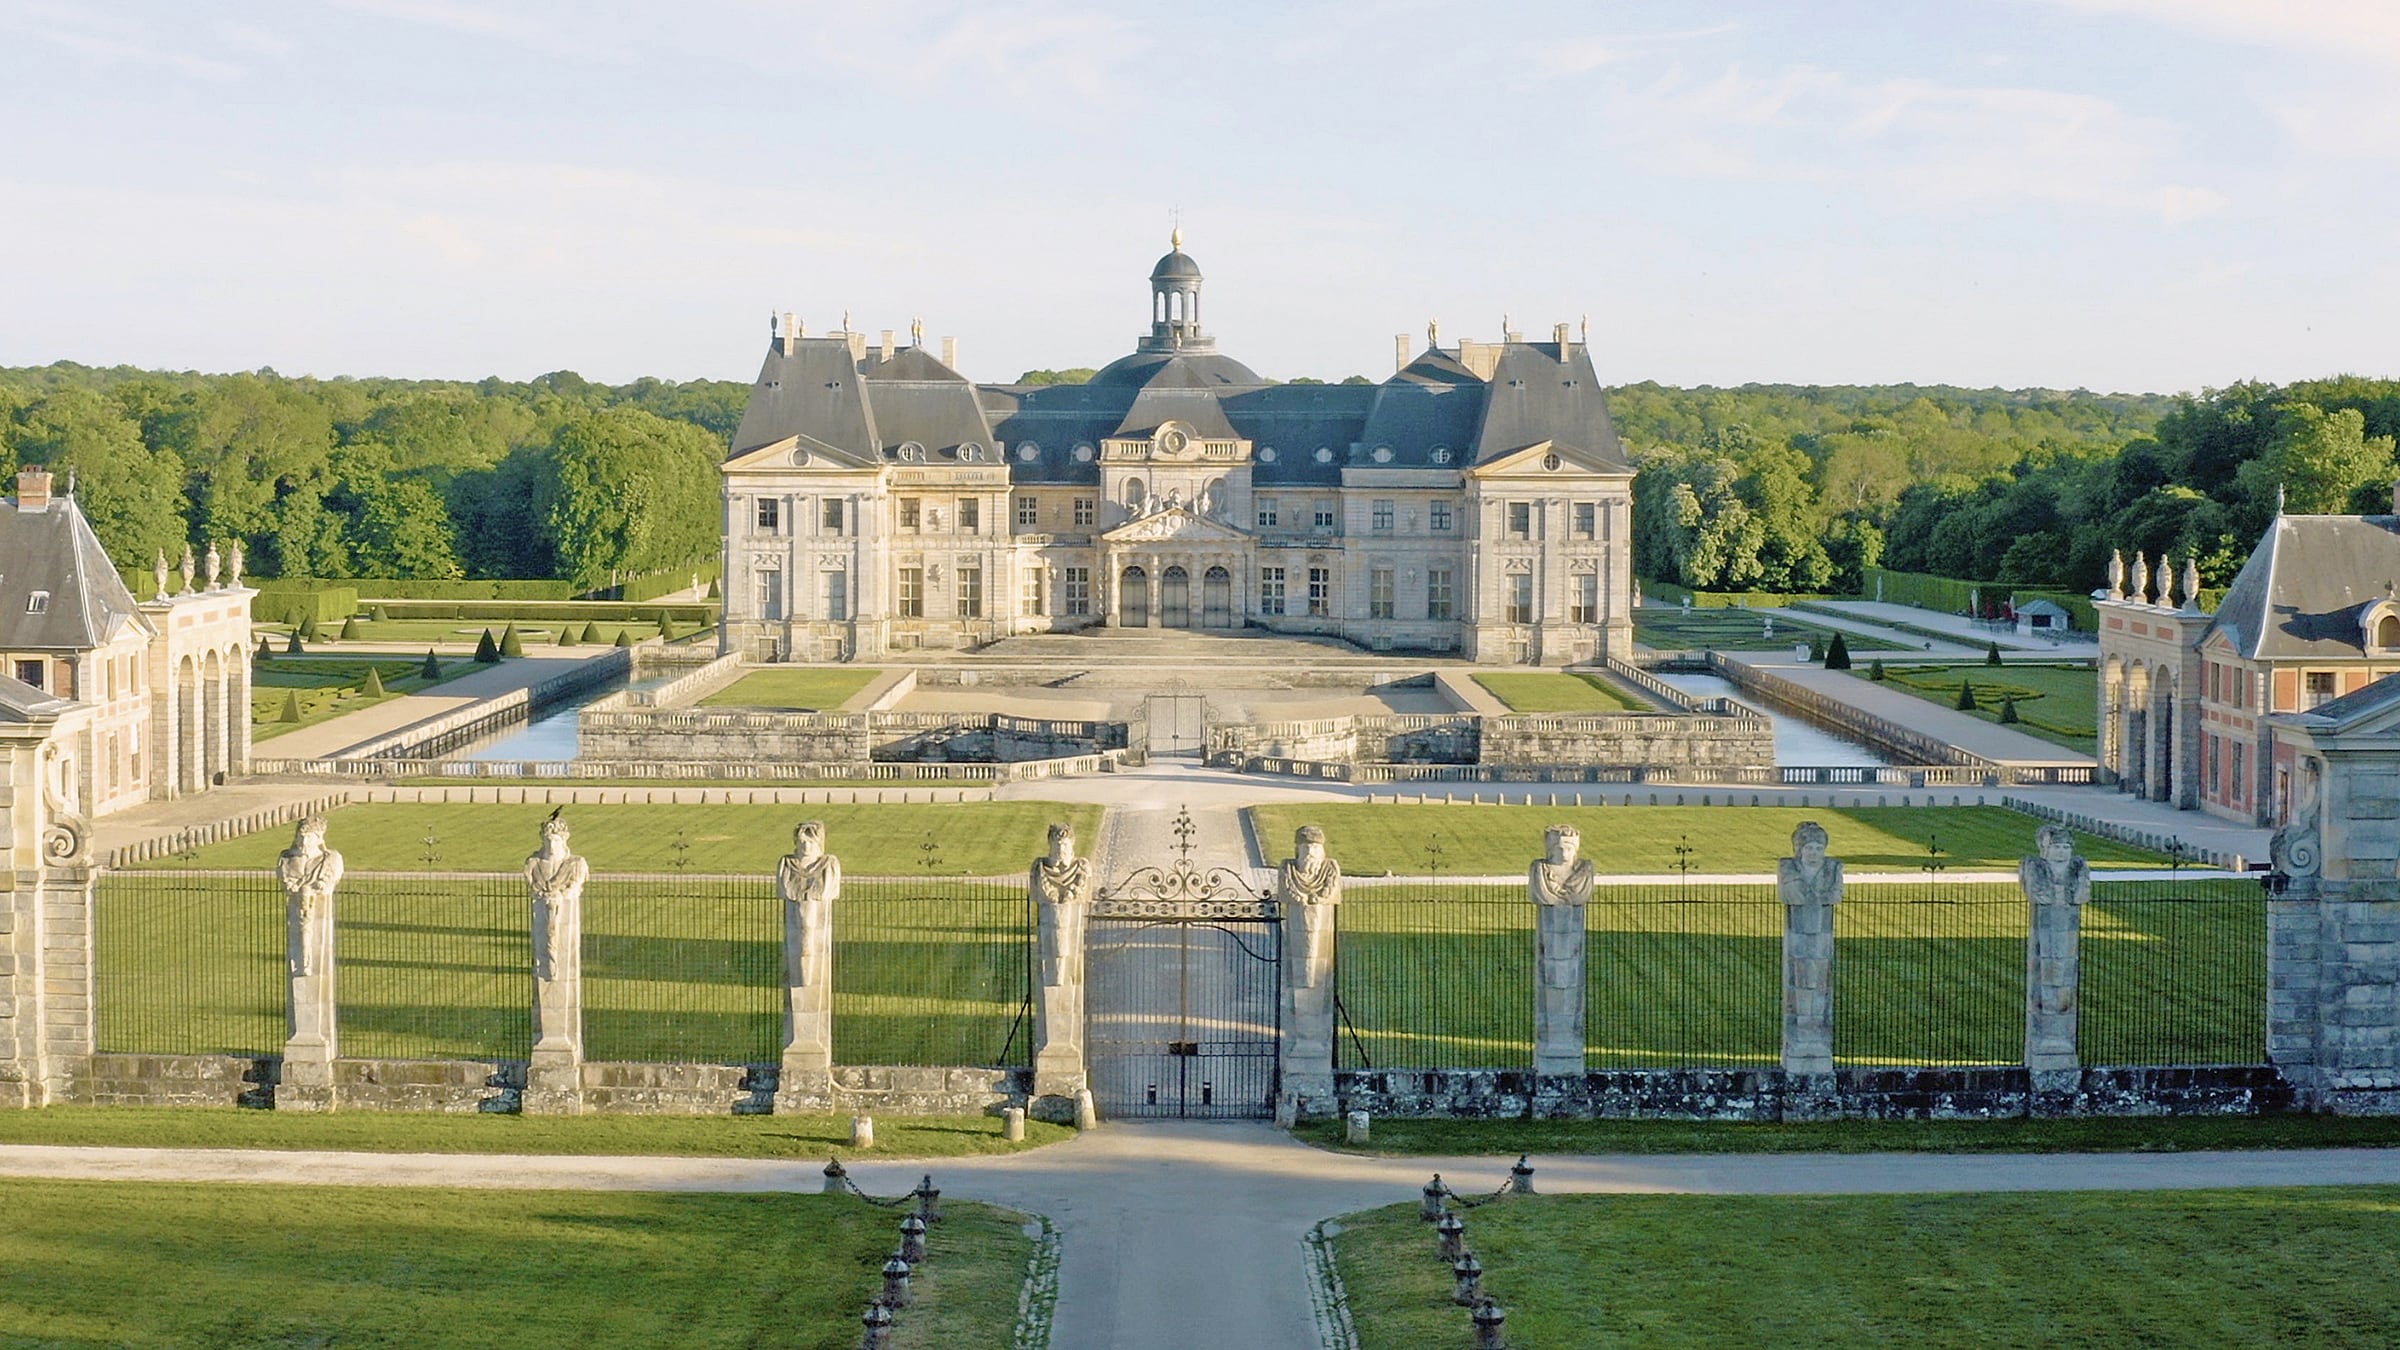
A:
2380;614;2400;648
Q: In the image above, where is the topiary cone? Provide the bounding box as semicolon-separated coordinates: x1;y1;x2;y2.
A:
338;615;359;640
613;628;635;648
279;690;302;722
1955;679;1978;711
1825;633;1851;670
474;629;500;663
421;649;441;680
499;623;525;658
362;667;386;698
556;623;578;648
1999;692;2020;724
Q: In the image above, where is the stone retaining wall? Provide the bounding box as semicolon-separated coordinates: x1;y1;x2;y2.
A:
1333;1065;2294;1122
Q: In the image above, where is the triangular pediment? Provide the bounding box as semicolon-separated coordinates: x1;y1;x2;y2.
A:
1099;505;1252;544
724;433;883;473
1470;439;1628;479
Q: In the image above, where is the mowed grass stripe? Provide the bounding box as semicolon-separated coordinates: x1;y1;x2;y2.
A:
1252;804;2170;875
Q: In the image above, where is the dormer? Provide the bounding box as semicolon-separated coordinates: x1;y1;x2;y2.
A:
2362;595;2400;652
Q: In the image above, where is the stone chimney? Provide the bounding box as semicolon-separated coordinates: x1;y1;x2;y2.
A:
846;329;868;365
779;311;799;354
15;466;51;510
942;336;958;370
1553;322;1571;350
879;329;895;363
1396;334;1411;374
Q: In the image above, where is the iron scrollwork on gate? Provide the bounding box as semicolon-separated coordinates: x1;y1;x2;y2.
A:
1091;805;1275;918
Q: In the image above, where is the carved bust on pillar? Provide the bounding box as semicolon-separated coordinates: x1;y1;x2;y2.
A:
1776;821;1843;1081
1278;824;1343;988
778;820;842;988
524;813;590;983
1032;822;1095;988
1529;825;1595;1075
2021;824;2090;1079
276;815;343;979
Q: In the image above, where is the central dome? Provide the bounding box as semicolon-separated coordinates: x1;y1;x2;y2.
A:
1151;248;1203;282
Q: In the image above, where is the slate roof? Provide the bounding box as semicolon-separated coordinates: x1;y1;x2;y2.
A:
0;670;74;723
2203;514;2400;661
0;491;149;652
2285;667;2400;729
727;260;1630;485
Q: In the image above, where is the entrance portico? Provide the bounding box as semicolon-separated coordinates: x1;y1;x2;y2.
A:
1098;507;1254;630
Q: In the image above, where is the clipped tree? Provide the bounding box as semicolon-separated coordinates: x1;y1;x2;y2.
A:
369;604;389;622
613;627;635;648
1985;641;2003;666
705;578;720;599
499;623;525;658
556;623;578;648
1825;632;1852;670
473;628;500;663
657;614;677;641
1955;679;1979;711
1808;635;1825;662
421;649;442;680
1999;692;2020;723
338;615;360;640
285;629;304;655
257;634;274;658
298;615;320;641
362;667;386;698
278;690;302;722
1867;657;1886;681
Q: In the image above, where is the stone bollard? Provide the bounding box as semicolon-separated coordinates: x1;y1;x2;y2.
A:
1472;1296;1507;1349
1421;1175;1452;1222
861;1300;894;1349
822;1158;849;1195
1075;1087;1099;1130
1452;1253;1484;1307
851;1116;875;1150
880;1255;914;1309
1274;1094;1299;1129
1509;1156;1536;1195
914;1174;942;1223
899;1215;928;1265
1436;1212;1467;1262
1003;1106;1026;1142
1345;1109;1371;1145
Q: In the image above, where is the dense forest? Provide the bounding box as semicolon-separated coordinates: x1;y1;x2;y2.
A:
1622;379;2400;597
4;362;2393;601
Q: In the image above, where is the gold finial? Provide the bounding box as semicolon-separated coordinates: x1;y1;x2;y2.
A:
1170;224;1184;250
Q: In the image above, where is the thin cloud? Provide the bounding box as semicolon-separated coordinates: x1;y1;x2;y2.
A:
2;3;246;82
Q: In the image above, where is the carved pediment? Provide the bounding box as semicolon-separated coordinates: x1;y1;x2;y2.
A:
724;434;883;473
1099;506;1252;544
1470;439;1629;480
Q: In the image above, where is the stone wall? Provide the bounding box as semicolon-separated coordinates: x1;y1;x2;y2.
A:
1334;1065;2294;1122
63;1053;275;1108
1476;713;1772;769
583;708;1123;765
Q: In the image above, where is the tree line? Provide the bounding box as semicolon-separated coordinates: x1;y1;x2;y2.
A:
9;360;2391;602
1624;379;2400;596
0;364;737;591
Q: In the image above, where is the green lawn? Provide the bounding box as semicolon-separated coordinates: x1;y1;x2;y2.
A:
249;654;478;740
0;1105;1067;1157
1296;1113;2400;1155
1470;672;1648;713
1864;661;2099;752
1333;876;2261;1070
0;1180;1029;1350
1249;804;2172;875
1633;607;1907;653
128;800;1102;873
95;872;1039;1068
1332;1187;2400;1347
268;617;668;647
701;667;886;710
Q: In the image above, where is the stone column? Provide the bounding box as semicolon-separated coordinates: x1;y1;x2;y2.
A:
1030;823;1094;1108
523;815;590;1115
2020;824;2090;1096
2265;800;2323;1100
276;816;344;1111
1528;826;1592;1077
1777;822;1842;1107
1277;825;1343;1115
774;820;840;1112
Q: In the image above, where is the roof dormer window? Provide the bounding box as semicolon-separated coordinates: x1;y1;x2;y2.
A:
2362;598;2400;652
25;590;47;614
898;442;926;462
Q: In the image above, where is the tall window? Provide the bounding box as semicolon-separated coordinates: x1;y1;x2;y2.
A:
1507;573;1534;624
822;569;848;622
821;498;846;534
898;567;924;618
1571;572;1598;623
1572;502;1596;538
1073;497;1095;527
1369;567;1394;619
2306;671;2336;708
899;498;921;530
1430;501;1453;532
1426;568;1454;621
1312;500;1336;530
1507;502;1532;538
1371;499;1394;532
1257;497;1280;528
956;563;983;618
1260;567;1286;616
1063;567;1092;616
1017;496;1039;528
959;497;980;532
1023;567;1046;617
1307;567;1331;617
754;497;780;532
754;568;784;621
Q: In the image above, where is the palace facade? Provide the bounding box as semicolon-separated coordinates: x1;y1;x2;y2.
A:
719;234;1634;665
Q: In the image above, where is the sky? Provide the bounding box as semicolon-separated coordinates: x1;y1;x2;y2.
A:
2;0;2394;394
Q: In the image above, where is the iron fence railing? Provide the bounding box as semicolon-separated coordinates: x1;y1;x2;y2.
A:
582;874;779;1064
1833;880;2024;1066
1587;882;1781;1069
833;877;1033;1068
1336;883;1534;1069
2081;877;2267;1065
93;871;284;1057
335;873;531;1061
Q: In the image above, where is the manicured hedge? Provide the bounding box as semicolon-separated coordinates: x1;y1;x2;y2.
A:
252;586;359;627
616;559;724;603
1639;578;1831;610
268;578;578;601
370;600;717;623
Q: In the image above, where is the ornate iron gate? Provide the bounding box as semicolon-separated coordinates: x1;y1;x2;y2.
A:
1085;828;1280;1119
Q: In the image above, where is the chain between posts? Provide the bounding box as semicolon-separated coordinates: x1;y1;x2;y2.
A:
823;1158;924;1209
